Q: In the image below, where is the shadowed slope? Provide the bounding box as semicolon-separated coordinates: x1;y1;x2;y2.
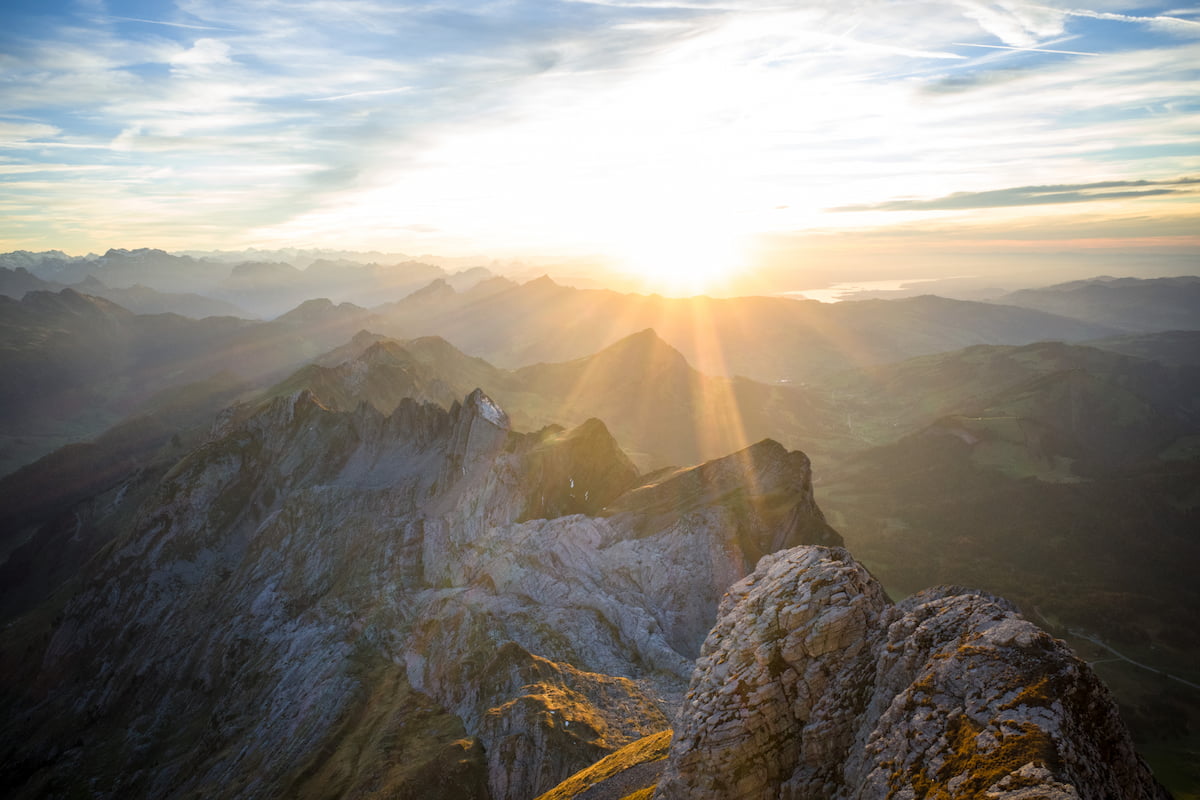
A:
1;389;831;800
270;328;845;470
998;276;1200;332
370;276;1119;383
0;290;383;474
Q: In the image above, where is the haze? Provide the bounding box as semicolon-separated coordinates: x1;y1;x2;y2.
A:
2;0;1197;296
5;3;1200;796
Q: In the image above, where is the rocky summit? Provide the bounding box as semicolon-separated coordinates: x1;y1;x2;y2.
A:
0;388;1168;799
654;546;1170;800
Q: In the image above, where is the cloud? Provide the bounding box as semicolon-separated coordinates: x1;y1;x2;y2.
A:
0;121;62;141
953;0;1067;47
835;36;968;60
833;178;1200;212
170;38;233;66
307;87;413;102
1061;8;1200;36
3;0;1200;258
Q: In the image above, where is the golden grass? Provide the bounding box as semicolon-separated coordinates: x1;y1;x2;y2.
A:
891;717;1060;799
533;729;672;800
620;788;656;800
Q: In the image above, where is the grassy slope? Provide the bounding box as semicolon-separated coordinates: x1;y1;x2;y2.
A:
533;730;672;800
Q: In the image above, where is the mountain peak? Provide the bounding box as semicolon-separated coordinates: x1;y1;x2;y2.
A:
465;387;510;430
20;287;130;318
626;327;666;344
74;274;108;291
350;328;385;346
524;274;560;289
358;339;411;366
228;260;301;279
276;297;366;323
606;438;839;561
591;327;690;372
515;417;640;522
406;277;457;302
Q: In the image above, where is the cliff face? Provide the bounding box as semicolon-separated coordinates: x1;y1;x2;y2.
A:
2;385;1166;800
654;546;1171;800
2;389;834;800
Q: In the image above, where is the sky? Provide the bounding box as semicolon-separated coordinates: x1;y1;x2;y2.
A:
1;0;1198;295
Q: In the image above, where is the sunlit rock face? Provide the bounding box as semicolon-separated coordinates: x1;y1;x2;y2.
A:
1;389;836;800
654;546;1171;800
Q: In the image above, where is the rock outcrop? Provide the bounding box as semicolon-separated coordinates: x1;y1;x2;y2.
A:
2;383;1166;800
1;390;834;800
654;546;1171;800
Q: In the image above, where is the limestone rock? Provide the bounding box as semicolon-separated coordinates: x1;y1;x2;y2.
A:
4;382;1165;800
654;547;1171;800
2;390;819;800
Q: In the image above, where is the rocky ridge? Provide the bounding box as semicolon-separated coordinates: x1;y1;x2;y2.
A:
0;384;1169;800
1;388;835;800
653;546;1170;800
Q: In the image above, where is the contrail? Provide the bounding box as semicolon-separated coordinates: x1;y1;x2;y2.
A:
104;15;233;31
952;42;1099;56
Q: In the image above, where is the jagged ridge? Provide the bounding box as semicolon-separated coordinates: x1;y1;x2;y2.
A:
1;389;834;800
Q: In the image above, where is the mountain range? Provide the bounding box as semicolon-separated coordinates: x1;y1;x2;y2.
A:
0;248;497;318
0;270;1139;476
0;263;1197;797
996;276;1200;333
0;386;1169;799
367;275;1121;383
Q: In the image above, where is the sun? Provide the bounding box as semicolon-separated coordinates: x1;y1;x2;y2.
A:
608;216;748;297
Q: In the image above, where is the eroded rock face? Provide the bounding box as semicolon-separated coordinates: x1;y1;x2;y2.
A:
471;643;668;800
1;390;831;800
654;547;1170;800
8;384;1159;800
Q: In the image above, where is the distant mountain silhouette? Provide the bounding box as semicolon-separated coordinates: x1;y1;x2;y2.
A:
0;266;64;297
0;290;377;473
817;338;1200;768
997;276;1200;332
71;275;252;318
1090;329;1200;367
261;328;845;470
822;339;1200;456
371;276;1120;383
1;248;497;319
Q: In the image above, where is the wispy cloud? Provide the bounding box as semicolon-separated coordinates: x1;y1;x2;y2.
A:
2;0;1198;264
307;87;414;102
1061;7;1200;34
953;0;1068;47
833;178;1200;212
0;121;63;141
